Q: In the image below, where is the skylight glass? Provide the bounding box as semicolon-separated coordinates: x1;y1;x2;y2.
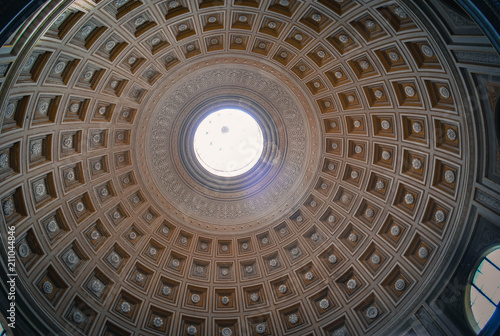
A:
193;109;264;177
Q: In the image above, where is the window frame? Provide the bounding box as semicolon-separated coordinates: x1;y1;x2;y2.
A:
465;246;500;334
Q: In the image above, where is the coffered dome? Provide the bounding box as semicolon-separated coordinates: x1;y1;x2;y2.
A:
0;0;499;335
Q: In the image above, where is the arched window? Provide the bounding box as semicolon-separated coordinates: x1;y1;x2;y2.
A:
469;247;500;332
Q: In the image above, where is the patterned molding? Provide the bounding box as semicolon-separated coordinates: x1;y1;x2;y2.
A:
453;50;500;66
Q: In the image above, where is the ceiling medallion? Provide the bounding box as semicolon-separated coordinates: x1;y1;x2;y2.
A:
151;37;161;46
339;34;349;43
80;25;92;37
47;220;58;233
162;286;172;296
366;306;379;319
421;44;434;57
0;153;8;168
390;225;401;236
90;230;100;240
289;313;299;324
72;311;84;324
320;298;330;309
187;325;197;335
347;278;357;289
395;279;406;291
447;128;457;141
256;323;266;334
376;180;385;190
405;86;416;97
435;210;446;223
42;281;53;294
18;243;29;258
90;279;103;293
31;142;42;155
120;301;131;314
153;316;163;328
394;6;408;19
191;293;201;303
168;0;179;8
250;293;259;302
19;59;29;72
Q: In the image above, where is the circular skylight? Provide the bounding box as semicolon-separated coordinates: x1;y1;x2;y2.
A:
193;108;264;177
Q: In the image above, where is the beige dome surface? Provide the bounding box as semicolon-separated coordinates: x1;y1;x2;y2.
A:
0;0;499;335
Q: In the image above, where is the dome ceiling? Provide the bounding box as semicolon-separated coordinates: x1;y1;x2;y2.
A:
0;0;476;335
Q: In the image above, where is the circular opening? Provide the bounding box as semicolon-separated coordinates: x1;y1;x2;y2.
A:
469;247;500;333
193;108;264;177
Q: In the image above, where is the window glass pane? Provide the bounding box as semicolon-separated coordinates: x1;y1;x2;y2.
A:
487;248;500;267
472;259;486;285
473;259;500;304
470;286;496;330
487;264;500;305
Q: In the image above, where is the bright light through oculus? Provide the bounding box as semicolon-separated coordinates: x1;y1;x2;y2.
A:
193;109;264;177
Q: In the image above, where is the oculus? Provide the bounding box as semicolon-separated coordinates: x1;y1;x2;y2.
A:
193;109;263;177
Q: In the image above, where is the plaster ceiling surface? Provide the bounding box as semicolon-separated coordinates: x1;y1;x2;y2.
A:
0;0;476;335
